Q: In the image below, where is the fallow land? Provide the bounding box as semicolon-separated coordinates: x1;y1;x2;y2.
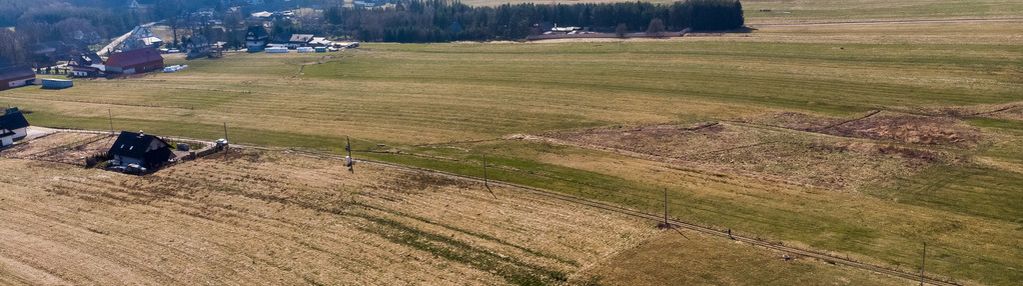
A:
1;8;1022;286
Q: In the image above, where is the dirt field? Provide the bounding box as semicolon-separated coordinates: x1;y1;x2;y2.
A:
576;232;899;286
543;120;945;190
0;132;115;165
0;133;910;285
0;147;652;285
745;111;982;146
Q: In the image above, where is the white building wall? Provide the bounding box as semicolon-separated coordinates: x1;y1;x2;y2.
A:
12;128;26;139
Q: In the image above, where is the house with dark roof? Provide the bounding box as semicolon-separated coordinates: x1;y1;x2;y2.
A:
183;35;211;59
272;33;315;49
246;26;270;52
0;66;35;91
0;108;30;147
105;48;164;74
107;131;175;170
68;52;104;78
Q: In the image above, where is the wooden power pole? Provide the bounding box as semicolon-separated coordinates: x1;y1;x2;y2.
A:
482;154;496;199
108;109;114;135
919;242;927;286
658;188;672;229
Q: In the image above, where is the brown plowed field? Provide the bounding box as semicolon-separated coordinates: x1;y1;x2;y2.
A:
0;141;657;285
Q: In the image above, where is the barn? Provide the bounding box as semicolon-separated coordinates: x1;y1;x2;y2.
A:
0;66;36;91
0;107;30;147
107;131;175;170
105;48;164;74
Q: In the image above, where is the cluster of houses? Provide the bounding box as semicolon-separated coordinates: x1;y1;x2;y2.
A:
0;47;164;92
245;25;358;53
70;47;164;77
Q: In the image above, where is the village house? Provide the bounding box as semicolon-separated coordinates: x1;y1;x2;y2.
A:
272;33;315;49
0;107;30;147
104;48;164;74
0;65;36;91
246;26;270;52
107;131;175;170
183;35;211;59
68;52;104;78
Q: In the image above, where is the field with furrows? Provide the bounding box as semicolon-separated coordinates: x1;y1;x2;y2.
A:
0;135;904;285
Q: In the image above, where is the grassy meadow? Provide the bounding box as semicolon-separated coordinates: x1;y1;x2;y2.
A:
2;20;1022;285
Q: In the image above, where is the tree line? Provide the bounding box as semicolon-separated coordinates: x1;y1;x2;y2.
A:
332;0;744;42
1;0;744;65
1;0;142;66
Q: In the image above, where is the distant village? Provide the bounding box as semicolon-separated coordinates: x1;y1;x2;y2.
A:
1;1;362;93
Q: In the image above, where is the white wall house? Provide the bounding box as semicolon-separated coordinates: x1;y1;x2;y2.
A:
0;108;30;148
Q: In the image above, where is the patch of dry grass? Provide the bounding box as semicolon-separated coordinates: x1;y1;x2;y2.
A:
573;231;899;286
545;121;944;190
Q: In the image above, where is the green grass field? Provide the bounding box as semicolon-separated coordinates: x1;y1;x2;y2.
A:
2;21;1022;285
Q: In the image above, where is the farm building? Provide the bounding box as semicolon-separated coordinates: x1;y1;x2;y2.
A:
107;131;175;170
0;65;35;91
0;107;30;147
246;26;270;52
70;65;102;78
272;33;315;49
105;48;164;74
266;46;289;53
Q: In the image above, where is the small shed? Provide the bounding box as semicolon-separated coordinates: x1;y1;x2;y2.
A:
107;131;175;170
41;78;73;89
0;107;30;147
0;66;35;91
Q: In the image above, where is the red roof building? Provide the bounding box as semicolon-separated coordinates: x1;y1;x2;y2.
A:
105;48;164;74
0;66;35;91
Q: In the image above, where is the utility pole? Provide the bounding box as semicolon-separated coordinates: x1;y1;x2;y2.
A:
483;154;489;188
659;188;672;229
919;242;927;286
222;122;230;158
482;154;496;199
108;109;114;135
345;136;354;173
663;188;669;226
